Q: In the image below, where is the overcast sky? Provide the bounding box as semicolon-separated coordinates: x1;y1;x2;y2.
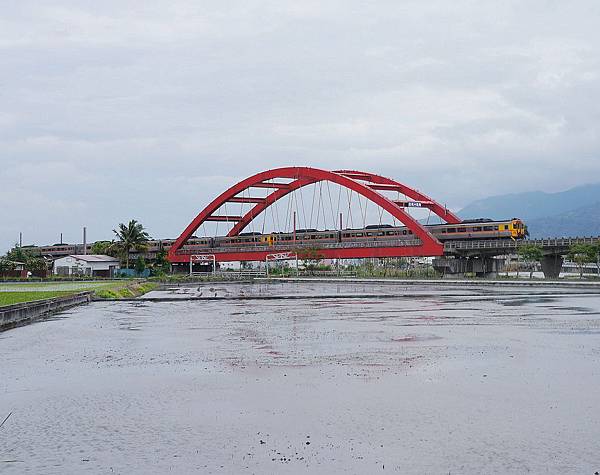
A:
1;1;600;250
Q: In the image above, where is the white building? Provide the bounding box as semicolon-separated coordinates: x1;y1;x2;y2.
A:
53;255;120;278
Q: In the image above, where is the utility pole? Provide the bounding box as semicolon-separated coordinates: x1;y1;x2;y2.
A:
19;232;22;248
293;211;296;243
83;227;87;255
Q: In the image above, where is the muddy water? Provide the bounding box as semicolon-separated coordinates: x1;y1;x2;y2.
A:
1;283;600;474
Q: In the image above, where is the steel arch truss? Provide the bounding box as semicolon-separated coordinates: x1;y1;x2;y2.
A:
168;166;461;263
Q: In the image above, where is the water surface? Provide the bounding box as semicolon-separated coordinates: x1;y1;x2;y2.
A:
1;282;599;474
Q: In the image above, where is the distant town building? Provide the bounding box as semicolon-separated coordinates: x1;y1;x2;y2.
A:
53;255;120;278
9;260;25;271
219;261;242;271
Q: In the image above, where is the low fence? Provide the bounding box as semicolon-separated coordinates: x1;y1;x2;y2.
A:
0;270;48;279
0;292;93;331
190;270;267;279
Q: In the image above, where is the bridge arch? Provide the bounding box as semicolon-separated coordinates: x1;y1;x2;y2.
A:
167;166;461;262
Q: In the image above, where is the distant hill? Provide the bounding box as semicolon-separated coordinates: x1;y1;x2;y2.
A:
458;183;600;238
459;183;600;221
524;202;600;238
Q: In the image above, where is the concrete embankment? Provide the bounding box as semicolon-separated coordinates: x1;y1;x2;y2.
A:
0;292;93;331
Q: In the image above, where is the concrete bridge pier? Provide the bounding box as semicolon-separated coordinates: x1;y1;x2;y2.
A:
433;256;504;278
541;254;564;279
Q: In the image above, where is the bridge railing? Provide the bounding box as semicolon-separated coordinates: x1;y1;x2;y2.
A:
176;236;600;257
176;238;423;256
445;236;600;251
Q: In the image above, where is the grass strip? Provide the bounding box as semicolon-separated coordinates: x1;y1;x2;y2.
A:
93;281;158;299
0;291;77;307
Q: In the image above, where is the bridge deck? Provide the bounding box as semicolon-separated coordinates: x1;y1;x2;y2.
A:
171;236;600;263
445;237;600;255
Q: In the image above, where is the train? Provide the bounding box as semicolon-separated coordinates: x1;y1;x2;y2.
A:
32;218;526;259
177;218;527;253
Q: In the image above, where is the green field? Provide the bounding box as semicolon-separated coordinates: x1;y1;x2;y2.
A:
0;281;122;293
0;280;157;306
0;291;77;307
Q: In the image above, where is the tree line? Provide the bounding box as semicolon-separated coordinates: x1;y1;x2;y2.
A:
518;242;600;278
1;219;169;276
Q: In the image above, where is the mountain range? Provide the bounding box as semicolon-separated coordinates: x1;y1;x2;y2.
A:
458;184;600;238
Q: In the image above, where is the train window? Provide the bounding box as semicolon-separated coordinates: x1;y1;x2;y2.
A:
440;229;447;233
377;232;384;236
408;230;413;234
483;226;493;231
473;227;482;232
447;228;456;233
494;226;499;230
457;228;466;232
402;230;407;235
367;232;373;237
356;233;363;237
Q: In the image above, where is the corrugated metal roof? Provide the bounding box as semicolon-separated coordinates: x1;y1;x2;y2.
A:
68;254;120;262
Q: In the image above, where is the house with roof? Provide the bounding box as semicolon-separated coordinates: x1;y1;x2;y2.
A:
53;255;120;278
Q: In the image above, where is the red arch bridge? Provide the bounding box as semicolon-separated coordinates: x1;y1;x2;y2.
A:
166;166;597;278
167;166;464;265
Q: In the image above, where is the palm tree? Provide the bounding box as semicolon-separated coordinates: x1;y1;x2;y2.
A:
113;220;151;269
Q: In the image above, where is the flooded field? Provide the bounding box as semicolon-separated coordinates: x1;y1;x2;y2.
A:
1;282;600;474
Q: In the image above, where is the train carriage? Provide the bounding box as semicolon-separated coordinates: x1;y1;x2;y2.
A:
38;218;526;257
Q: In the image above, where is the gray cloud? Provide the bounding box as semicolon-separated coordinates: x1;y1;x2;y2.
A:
1;0;600;250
